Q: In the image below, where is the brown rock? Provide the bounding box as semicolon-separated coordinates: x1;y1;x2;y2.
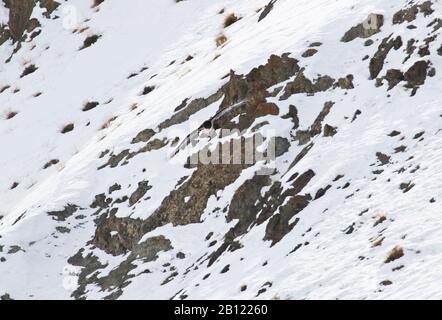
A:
385;69;404;90
385;246;404;263
341;14;384;42
404;60;429;95
301;48;318;58
369;36;402;79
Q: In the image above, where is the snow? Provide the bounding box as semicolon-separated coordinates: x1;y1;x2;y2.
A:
0;0;441;300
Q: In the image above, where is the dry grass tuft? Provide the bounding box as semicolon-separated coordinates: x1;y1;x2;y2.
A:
385;245;404;263
224;13;238;28
215;34;227;47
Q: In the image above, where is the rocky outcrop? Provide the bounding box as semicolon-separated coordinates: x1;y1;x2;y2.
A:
70;235;171;299
38;0;60;18
341;14;384;42
131;128;155;144
258;0;278;22
159;91;224;130
5;0;35;42
369;35;402;79
208;168;314;265
218;54;299;112
393;1;434;25
47;204;79;222
93;208;145;255
404;60;430;95
128;180;152;206
0;0;59;46
294;101;335;145
385;69;405;90
280;71;334;100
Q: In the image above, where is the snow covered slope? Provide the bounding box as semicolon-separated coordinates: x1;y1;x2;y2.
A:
0;0;441;300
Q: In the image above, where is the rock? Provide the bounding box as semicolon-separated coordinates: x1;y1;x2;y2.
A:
129;180;152;206
281;104;299;128
369;36;402;79
0;25;11;46
80;34;100;50
82;101;99;112
159;90;224;130
341;14;384;42
141;85;155;95
55;226;70;234
70;235;171;300
280;71;334;99
428;67;436;77
43;159;59;169
108;183;121;194
7;245;23;254
131;128;155;144
220;264;230;273
263;171;315;245
98;149;130;169
385;69;404;90
295;101;335;144
393;1;434;24
380;280;393;286
323;124;337;137
333;75;354;90
21;64;38;78
393;6;418;24
47;204;79;221
258;0;278;22
6;0;35;42
61;123;74;134
39;0;60;18
0;293;12;300
376;152;390;166
301;48;317;58
385;246;404;263
404;60;429;95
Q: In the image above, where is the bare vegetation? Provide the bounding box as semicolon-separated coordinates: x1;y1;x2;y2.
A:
224;13;238;28
216;34;227;47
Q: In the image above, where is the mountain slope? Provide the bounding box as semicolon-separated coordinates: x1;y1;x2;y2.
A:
0;0;441;300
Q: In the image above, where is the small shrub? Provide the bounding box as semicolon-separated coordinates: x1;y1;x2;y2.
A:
216;34;227;47
385;246;404;263
373;214;387;227
224;13;238;28
100;116;117;130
